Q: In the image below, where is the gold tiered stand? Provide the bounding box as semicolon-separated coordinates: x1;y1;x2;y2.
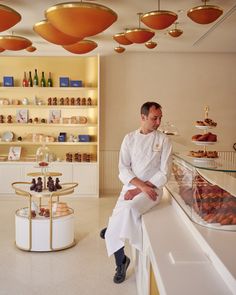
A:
12;178;78;252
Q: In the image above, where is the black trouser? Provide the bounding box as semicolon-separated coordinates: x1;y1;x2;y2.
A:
114;247;125;266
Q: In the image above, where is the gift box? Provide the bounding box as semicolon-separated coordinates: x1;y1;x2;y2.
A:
3;76;14;87
78;135;90;142
70;80;83;87
59;77;69;87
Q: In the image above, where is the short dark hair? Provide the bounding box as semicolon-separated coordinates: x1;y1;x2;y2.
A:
141;102;162;116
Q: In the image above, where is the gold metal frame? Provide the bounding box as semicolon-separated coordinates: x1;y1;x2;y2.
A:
12;181;78;252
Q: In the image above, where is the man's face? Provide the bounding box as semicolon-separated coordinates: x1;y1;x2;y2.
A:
141;106;162;133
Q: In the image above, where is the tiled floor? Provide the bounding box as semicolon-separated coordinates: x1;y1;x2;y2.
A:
0;196;137;295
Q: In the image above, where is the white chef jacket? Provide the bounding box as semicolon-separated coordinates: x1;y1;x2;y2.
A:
105;129;172;256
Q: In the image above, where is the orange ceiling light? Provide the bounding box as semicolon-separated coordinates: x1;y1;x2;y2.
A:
168;22;183;38
141;0;177;30
34;20;81;45
0;35;32;51
145;40;157;49
0;4;21;32
113;32;133;45
63;40;97;54
26;46;37;52
125;13;155;44
46;2;117;38
187;0;223;24
114;46;125;53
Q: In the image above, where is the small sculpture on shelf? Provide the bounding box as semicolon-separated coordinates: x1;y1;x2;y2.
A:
52;97;57;105
76;97;81;105
0;115;4;123
59;97;64;105
87;97;92;105
30;178;36;191
35;177;43;192
55;178;62;189
7;115;13;123
48;97;52;105
65;97;70;105
70;97;75;105
81;97;86;105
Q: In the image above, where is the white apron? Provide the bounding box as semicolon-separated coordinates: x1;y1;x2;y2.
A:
105;129;172;256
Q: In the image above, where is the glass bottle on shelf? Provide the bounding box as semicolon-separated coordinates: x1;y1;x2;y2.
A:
33;69;39;87
28;71;33;87
47;72;53;87
22;72;28;87
40;71;46;87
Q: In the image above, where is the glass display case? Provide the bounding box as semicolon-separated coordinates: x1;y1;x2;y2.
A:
166;152;236;231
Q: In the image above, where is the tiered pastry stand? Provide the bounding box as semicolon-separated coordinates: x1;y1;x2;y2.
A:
191;106;217;161
12;173;78;252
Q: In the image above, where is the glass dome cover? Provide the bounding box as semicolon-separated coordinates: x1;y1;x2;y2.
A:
36;144;52;166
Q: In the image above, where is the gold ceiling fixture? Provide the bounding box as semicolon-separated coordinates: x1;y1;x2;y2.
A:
0;4;21;32
168;22;183;38
113;32;133;45
45;2;117;39
145;40;157;49
25;46;37;52
0;35;32;51
125;13;155;44
141;0;178;30
34;20;81;45
187;0;223;24
114;46;125;53
63;40;97;54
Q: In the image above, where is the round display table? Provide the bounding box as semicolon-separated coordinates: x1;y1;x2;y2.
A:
12;180;78;252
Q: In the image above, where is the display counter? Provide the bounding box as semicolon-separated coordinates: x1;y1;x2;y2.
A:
134;151;236;295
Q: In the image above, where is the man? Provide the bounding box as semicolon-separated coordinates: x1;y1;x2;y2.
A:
100;101;172;284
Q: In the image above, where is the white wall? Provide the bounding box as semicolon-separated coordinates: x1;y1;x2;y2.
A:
100;52;236;151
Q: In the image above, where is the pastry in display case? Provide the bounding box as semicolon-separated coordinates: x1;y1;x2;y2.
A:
167;152;236;231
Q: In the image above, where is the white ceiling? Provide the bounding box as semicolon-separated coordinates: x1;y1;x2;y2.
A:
1;0;236;56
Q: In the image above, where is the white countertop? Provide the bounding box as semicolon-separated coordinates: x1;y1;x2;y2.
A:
142;189;235;295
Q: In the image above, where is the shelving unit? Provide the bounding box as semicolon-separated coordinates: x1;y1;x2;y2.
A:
0;56;99;197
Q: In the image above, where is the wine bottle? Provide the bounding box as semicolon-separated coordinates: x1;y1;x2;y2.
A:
22;72;28;87
47;72;53;87
28;71;33;87
40;71;46;87
33;69;39;86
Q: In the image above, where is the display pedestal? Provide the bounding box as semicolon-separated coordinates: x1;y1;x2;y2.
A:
12;180;78;252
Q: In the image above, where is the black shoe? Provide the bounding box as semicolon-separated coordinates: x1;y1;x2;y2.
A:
100;227;107;239
113;256;130;284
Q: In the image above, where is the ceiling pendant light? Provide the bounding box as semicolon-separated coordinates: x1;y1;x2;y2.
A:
125;13;155;44
63;40;97;54
187;0;223;24
168;22;183;38
25;46;37;52
0;4;21;32
34;20;81;45
141;0;178;30
145;40;157;49
46;2;117;39
0;35;32;51
113;32;133;45
114;46;125;53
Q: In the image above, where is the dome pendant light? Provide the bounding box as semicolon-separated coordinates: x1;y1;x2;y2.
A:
46;2;117;39
168;22;183;38
125;13;155;44
141;0;178;30
114;46;125;53
145;40;157;49
113;32;133;45
0;35;32;51
0;4;21;32
187;0;223;24
63;40;97;54
34;20;81;45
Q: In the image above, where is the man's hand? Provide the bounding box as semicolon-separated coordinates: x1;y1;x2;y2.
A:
124;187;141;200
124;179;158;201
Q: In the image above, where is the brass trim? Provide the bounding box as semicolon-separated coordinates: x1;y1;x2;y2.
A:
46;2;118;19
